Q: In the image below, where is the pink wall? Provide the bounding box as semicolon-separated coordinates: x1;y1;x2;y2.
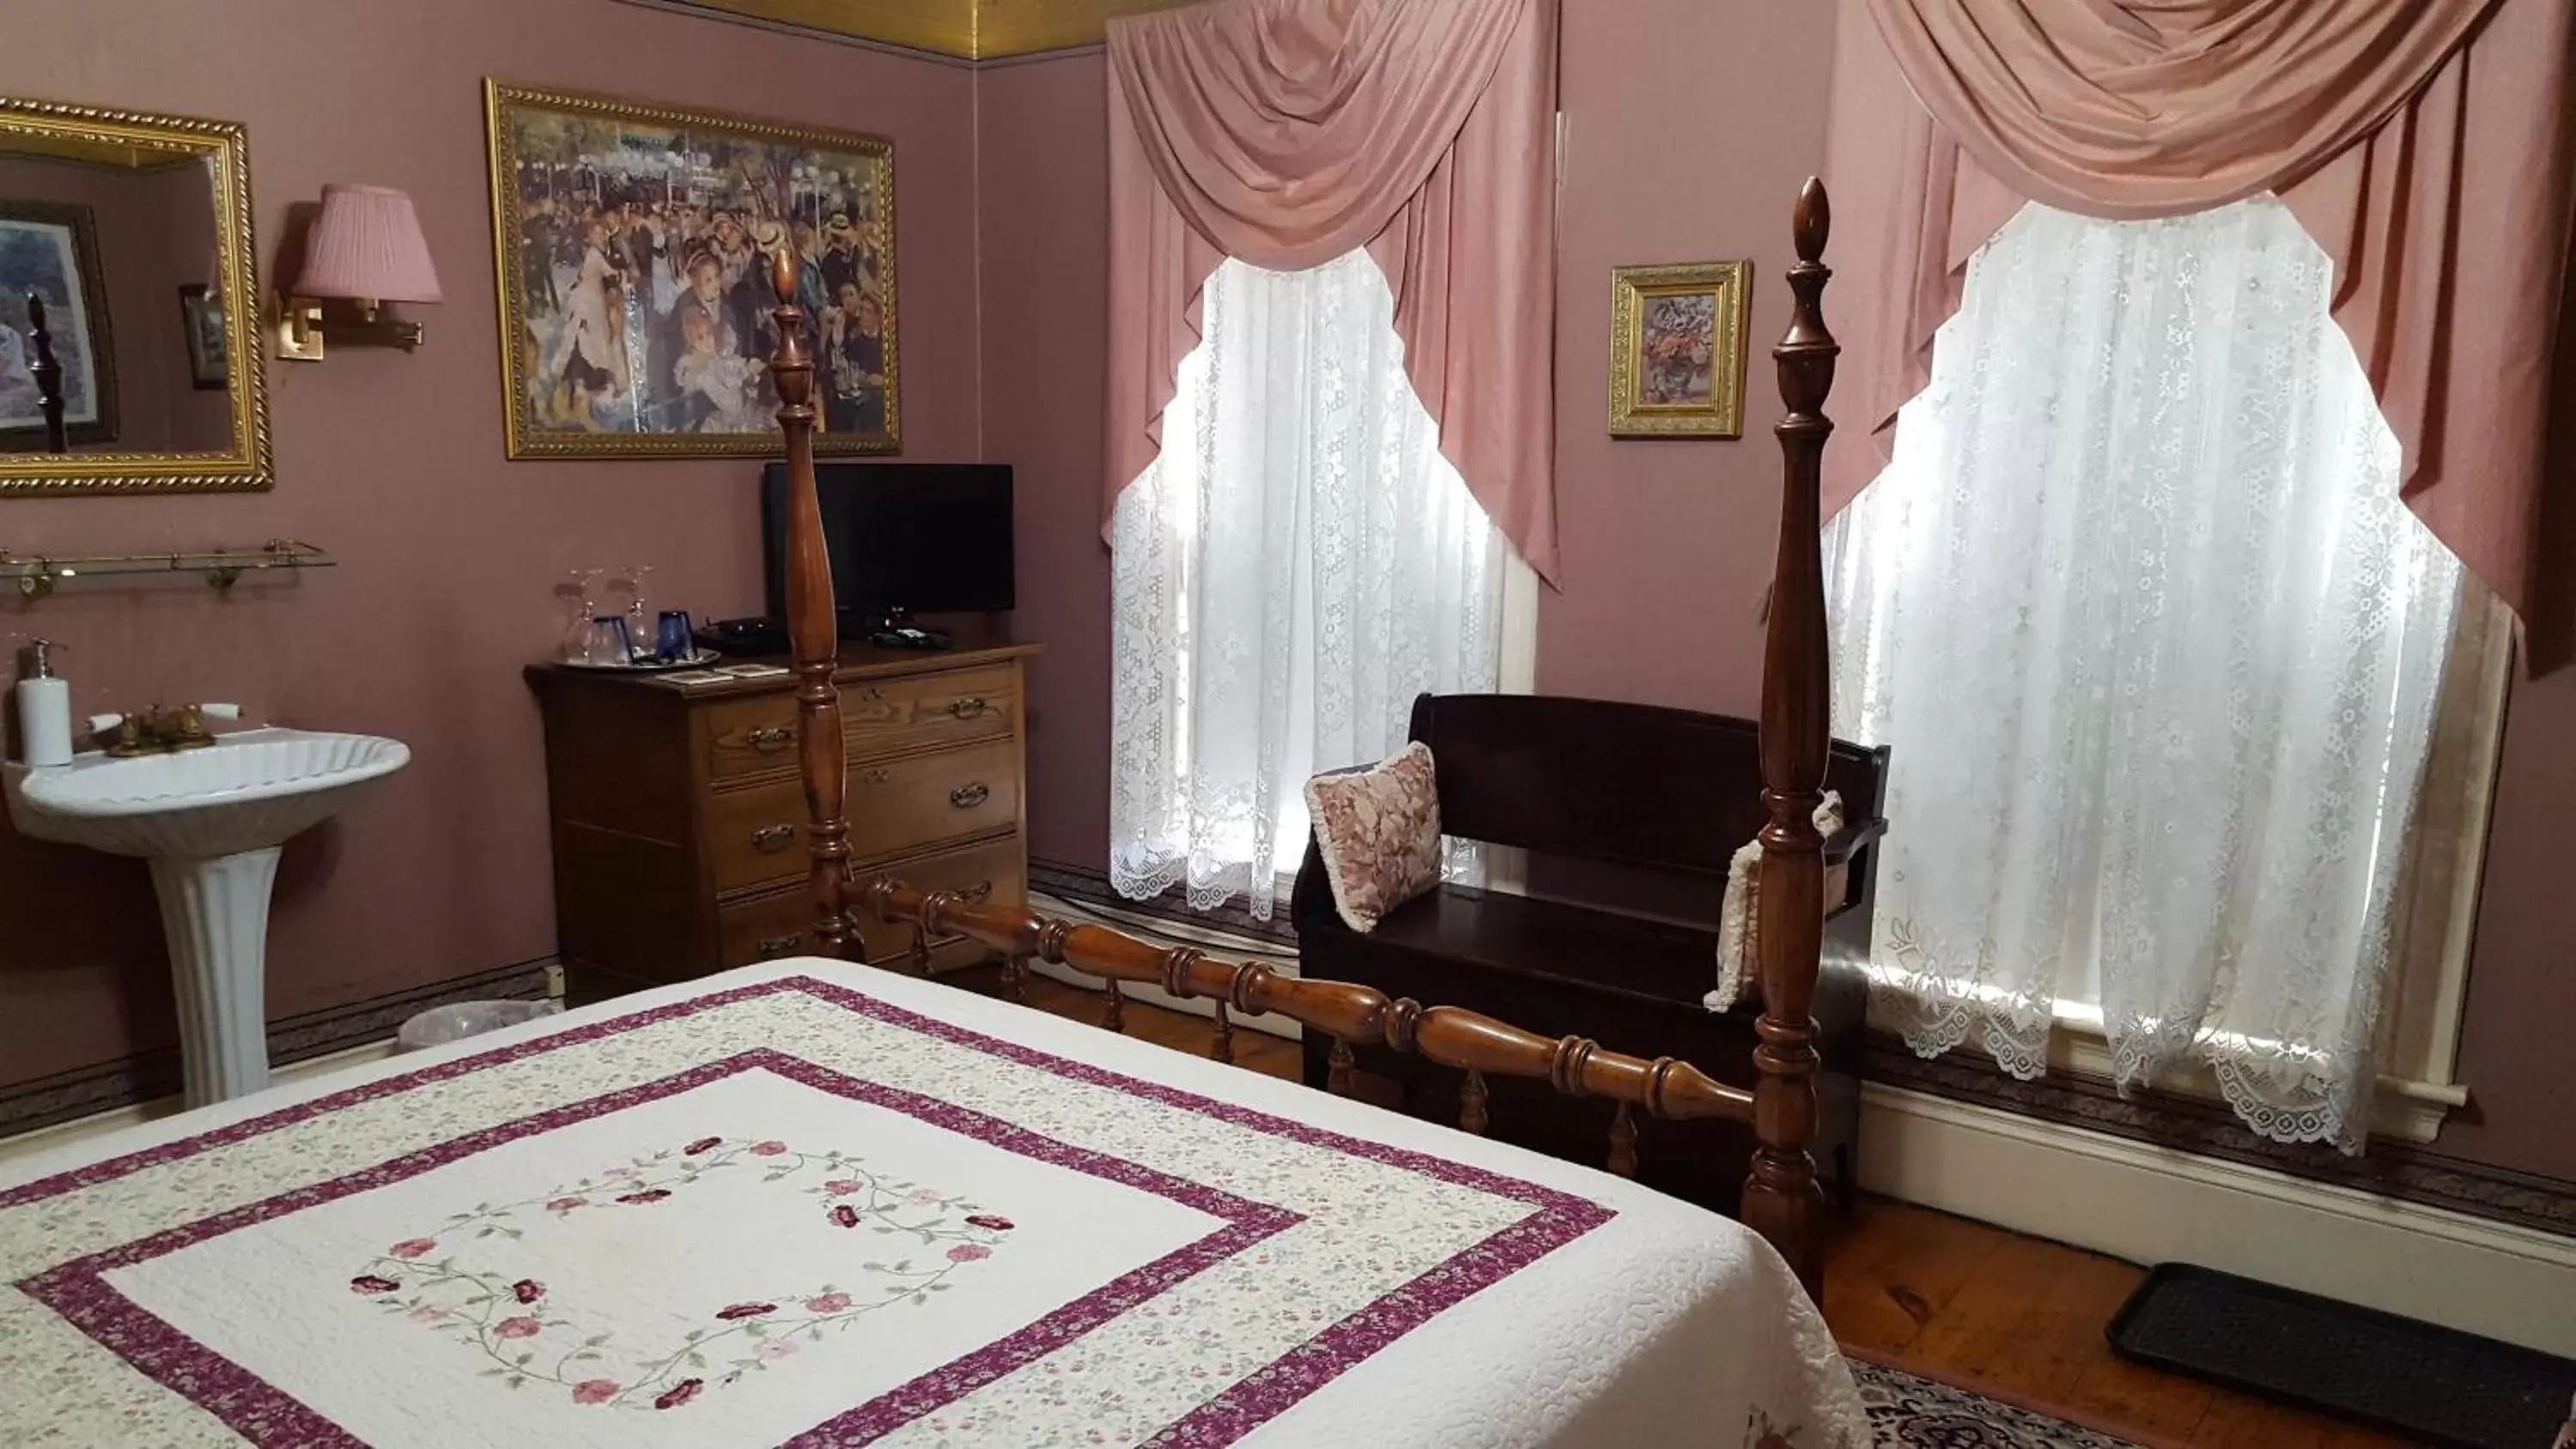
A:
975;56;1115;870
0;0;980;1086
1538;3;1835;716
2444;664;2576;1179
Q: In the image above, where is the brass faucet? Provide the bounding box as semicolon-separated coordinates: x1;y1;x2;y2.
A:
106;705;216;757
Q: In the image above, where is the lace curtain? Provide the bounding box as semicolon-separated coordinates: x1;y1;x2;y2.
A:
1109;250;1505;919
1825;197;2462;1154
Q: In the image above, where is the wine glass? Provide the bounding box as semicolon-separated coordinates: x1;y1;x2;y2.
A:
623;564;656;662
601;567;640;664
557;568;605;663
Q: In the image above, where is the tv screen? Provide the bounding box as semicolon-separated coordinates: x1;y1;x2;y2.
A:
760;463;1015;629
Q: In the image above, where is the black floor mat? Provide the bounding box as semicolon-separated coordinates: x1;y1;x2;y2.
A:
2106;1264;2576;1449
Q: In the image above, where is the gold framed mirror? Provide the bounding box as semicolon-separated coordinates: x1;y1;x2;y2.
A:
0;96;270;494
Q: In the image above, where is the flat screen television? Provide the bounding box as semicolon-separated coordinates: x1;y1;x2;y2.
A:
760;463;1014;638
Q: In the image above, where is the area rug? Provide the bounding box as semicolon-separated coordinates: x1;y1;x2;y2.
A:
1853;1361;2148;1448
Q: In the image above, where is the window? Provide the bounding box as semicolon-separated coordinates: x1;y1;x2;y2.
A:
1108;250;1536;919
1826;197;2502;1153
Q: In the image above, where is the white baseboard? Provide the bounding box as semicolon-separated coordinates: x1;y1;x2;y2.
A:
0;1037;401;1172
1024;891;1303;1040
1859;1082;2576;1356
0;959;566;1172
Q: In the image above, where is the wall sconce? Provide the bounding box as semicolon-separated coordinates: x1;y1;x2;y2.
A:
276;184;441;362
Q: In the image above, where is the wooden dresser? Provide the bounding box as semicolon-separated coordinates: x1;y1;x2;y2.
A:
526;640;1041;998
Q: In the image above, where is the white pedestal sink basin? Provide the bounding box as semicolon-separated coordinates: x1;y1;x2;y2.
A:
4;729;409;1106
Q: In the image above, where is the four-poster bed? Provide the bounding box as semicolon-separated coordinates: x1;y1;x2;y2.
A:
776;179;1845;1288
0;183;1868;1446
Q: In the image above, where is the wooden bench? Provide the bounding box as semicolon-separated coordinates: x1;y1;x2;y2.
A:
1291;692;1888;1214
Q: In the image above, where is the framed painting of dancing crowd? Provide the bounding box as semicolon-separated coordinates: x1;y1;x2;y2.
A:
1606;259;1748;439
483;81;899;459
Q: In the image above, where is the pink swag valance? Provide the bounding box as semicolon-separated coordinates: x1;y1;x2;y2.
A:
1104;0;1562;582
1823;0;2576;621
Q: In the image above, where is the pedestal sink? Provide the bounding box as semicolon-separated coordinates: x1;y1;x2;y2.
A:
4;729;409;1106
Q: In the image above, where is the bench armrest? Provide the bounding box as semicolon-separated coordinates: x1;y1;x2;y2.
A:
1821;815;1886;867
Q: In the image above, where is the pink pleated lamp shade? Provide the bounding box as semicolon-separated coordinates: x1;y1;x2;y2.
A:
298;184;441;304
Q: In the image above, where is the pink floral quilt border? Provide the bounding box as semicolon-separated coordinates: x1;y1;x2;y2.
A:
6;973;1614;1446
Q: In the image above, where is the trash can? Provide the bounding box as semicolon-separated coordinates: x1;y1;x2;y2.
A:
396;999;564;1052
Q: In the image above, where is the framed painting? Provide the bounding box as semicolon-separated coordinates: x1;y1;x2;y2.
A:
178;282;228;389
0;200;118;451
484;80;899;459
1607;260;1749;439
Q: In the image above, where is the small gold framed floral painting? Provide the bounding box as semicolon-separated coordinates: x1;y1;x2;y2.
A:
1607;260;1750;438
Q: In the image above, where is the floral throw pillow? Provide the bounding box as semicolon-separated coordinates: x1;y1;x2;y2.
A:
1303;742;1443;934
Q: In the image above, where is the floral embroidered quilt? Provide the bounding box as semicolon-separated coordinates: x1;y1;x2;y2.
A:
0;961;1863;1446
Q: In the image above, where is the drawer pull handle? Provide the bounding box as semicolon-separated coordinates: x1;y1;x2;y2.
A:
958;879;994;903
750;823;796;852
946;696;989;718
745;725;793;753
756;933;802;958
949;782;990;810
860;767;892;785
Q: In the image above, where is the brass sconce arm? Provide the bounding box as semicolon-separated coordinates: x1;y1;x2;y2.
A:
275;295;426;361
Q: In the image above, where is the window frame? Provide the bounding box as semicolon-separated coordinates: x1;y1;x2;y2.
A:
1929;585;2512;1143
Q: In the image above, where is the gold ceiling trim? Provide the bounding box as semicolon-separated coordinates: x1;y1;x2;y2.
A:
677;0;1206;60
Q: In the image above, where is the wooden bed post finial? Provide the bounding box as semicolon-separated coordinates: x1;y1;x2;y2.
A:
1741;176;1836;1299
27;292;67;455
769;244;854;959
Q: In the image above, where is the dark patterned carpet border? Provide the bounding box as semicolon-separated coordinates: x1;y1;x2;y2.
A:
1853;1361;2148;1448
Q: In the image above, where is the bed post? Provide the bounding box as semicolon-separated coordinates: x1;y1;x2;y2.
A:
1741;178;1836;1298
769;246;854;958
27;293;67;454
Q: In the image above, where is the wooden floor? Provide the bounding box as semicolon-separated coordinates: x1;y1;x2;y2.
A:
1016;974;2413;1448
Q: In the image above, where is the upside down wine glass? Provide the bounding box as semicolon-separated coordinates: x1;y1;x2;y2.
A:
557;567;605;664
622;563;655;663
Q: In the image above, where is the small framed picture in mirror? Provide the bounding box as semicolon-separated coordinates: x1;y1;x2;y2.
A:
178;283;227;390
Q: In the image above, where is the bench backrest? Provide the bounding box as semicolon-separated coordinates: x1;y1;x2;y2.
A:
1406;693;1888;877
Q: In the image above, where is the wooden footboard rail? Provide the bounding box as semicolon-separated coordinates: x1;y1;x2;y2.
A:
765;179;1840;1294
866;875;1757;1118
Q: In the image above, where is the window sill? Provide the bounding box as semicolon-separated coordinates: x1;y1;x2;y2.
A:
2034;1001;2465;1146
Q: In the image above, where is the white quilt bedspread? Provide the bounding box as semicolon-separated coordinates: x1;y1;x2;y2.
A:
0;960;1862;1448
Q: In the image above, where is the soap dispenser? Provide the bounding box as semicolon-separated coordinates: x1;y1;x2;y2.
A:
16;639;72;767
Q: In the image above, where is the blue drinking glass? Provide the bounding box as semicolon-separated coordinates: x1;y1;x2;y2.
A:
654;609;695;663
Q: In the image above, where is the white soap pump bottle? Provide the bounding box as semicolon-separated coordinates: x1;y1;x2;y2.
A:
15;638;73;767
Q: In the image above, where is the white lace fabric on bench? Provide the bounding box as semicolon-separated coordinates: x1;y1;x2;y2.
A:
1706;791;1843;1013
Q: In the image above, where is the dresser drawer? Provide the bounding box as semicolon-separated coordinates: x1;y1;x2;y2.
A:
714;838;1025;969
843;665;1018;761
717;886;823;968
706;741;1020;894
847;739;1019;861
704;665;1017;781
705;785;813;894
705;695;801;781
